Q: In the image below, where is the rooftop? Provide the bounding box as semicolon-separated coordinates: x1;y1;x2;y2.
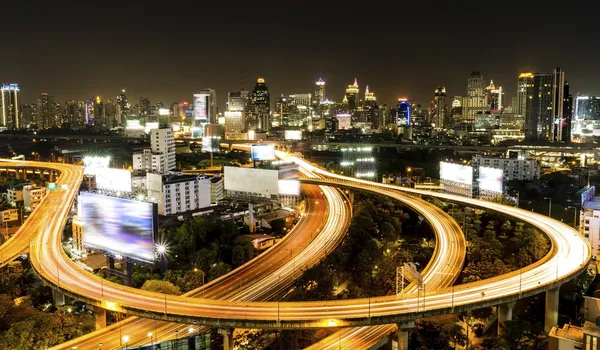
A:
549;324;583;344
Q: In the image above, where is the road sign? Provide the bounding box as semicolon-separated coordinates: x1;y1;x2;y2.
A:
403;262;422;284
46;183;57;191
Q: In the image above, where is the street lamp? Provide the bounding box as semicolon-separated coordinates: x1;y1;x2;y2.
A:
566;206;578;229
544;197;552;217
515;190;520;208
122;336;129;350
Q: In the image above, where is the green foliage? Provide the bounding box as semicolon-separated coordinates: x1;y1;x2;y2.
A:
208;262;232;281
409;319;456;350
140;280;182;295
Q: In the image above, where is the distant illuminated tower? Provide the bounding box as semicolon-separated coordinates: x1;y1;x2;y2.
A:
252;78;270;131
116;89;129;125
364;86;378;128
345;78;359;112
432;86;448;129
315;78;326;103
396;98;412;135
37;93;55;129
462;71;487;123
1;84;19;129
139;95;151;117
93;96;105;126
516;72;534;117
486;80;503;110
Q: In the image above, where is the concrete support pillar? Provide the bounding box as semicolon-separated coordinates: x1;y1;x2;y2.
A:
545;286;560;333
218;328;234;350
498;301;516;336
93;306;107;330
394;321;414;350
124;259;133;286
52;289;65;307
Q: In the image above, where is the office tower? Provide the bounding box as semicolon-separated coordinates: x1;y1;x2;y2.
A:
364;86;378;127
252;78;270;131
345;78;359;112
224;111;246;139
575;96;600;120
37;93;55;129
227;90;249;111
1;84;20;129
486;81;503;110
104;99;117;127
516;73;534;117
93;96;104;126
560;81;573;142
84;99;94;125
432;86;448;129
462;72;487;123
275;94;290;126
525;68;569;142
315;78;326;103
139;96;151;117
64;100;76;127
193;89;217;125
20;104;37;127
552;68;567;142
116;90;129;125
396;99;411;127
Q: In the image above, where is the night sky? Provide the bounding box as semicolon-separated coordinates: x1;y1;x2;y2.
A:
2;2;600;109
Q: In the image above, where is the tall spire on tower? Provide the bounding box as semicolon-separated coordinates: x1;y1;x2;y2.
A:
353;78;358;86
365;85;370;93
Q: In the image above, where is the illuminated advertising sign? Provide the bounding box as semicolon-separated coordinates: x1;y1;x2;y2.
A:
84;156;110;175
193;94;209;122
1;84;19;91
251;144;276;161
478;166;503;193
440;162;473;185
79;192;156;262
96;168;132;192
158;108;171;116
46;183;57;191
284;130;303;140
278;179;300;195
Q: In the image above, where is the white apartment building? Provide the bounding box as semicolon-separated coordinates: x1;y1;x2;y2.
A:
210;176;224;204
6;188;23;203
147;173;211;216
23;185;46;211
133;128;176;175
472;156;539;181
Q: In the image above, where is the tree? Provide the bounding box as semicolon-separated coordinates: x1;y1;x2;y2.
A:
270;219;286;233
409;319;453;350
0;261;25;298
140;280;182;295
232;245;247;268
208;262;232;281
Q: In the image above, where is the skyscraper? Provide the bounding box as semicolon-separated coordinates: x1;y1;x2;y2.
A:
432;86;448;129
525;68;569;141
1;84;20;129
139;96;151;117
20;104;37;127
516;73;534;117
116;90;129;125
93;96;104;126
364;86;378;128
462;72;487;123
315;78;326;103
252;78;270;131
37;93;55;129
345;78;359;112
486;80;503;110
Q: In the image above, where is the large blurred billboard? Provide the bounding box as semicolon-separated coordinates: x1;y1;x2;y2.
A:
96;168;132;192
79;192;156;262
84;156;110;175
284;130;303;140
202;136;221;153
440;162;473;185
278;179;300;195
224;166;279;198
251;144;275;161
478;166;503;193
193;93;209;122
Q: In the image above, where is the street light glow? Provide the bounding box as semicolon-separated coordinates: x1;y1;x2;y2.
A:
122;335;129;342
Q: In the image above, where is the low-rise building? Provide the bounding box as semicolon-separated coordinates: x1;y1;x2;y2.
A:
23;185;46;211
472;156;539;181
6;188;23;204
147;172;211;216
210;176;224;204
549;321;600;350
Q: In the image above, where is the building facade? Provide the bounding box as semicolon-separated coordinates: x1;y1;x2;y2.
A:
147;173;211;216
432;86;447;129
471;156;539;181
1;84;19;129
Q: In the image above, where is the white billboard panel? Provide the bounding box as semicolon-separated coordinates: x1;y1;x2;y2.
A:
251;144;276;161
284;130;303;140
96;168;132;192
478;166;503;193
278;179;300;195
145;122;159;134
193;93;209;121
84;156;110;175
158;108;171;116
440;162;473;185
224;166;279;198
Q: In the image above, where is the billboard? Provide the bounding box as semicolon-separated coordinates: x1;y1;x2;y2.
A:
478;166;503;193
278;179;300;195
96;168;132;192
439;162;473;185
84;156;110;175
193;93;208;122
284;130;303;141
224;166;279;198
145;122;159;134
79;192;156;262
158;108;171;116
251;144;276;161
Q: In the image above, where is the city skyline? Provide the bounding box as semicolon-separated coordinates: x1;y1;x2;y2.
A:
2;3;600;107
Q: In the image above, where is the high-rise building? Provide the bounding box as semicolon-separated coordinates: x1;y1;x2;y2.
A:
432;86;448;129
275;94;290;126
486;81;503;110
133;127;176;175
516;73;534;117
85;98;94;125
1;84;20;129
396;99;412;138
575;96;600;120
462;72;487;123
526;68;569;141
364;86;378;128
20;104;37;127
252;78;270;131
93;96;104;126
64;100;77;127
193;89;217;124
139;96;151;117
560;81;573;142
37;93;55;129
227;90;249;111
116;90;129;125
345;78;359;112
224;111;245;139
315;78;326;103
104;99;117;128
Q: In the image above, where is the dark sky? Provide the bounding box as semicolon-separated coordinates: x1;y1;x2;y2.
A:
2;1;600;109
